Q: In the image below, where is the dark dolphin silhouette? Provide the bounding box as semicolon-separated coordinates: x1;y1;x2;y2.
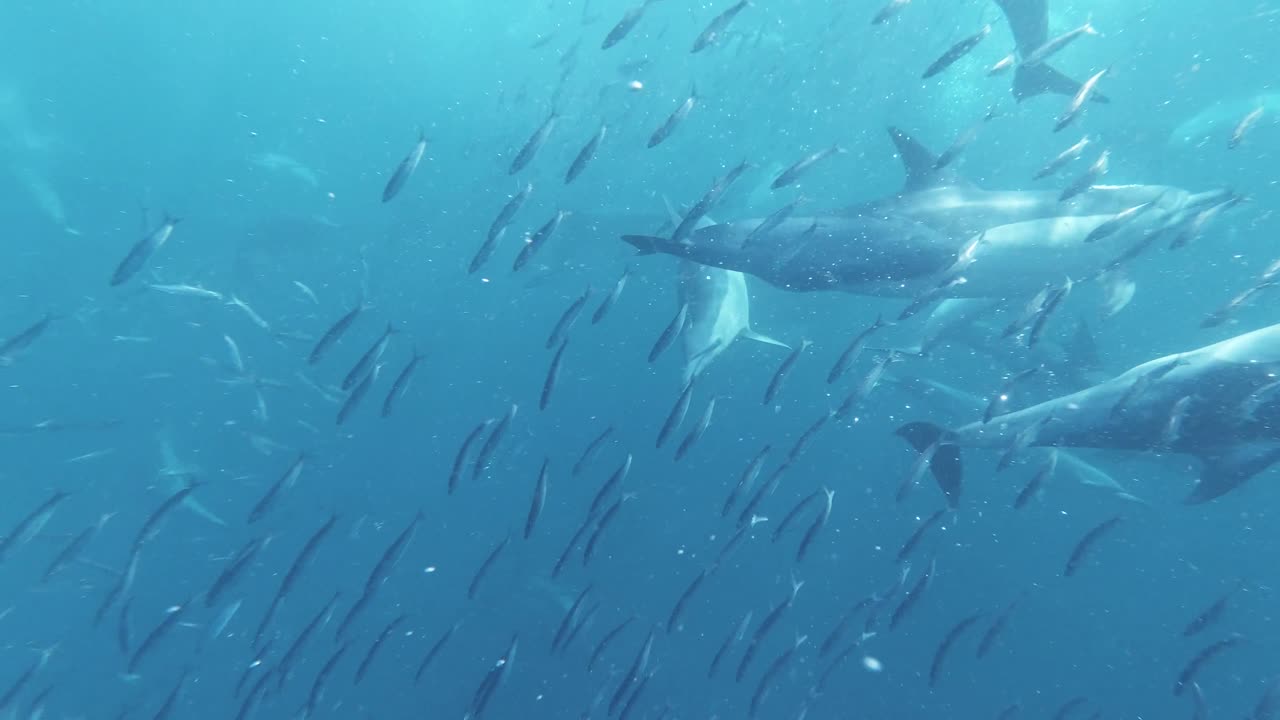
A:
899;323;1280;504
623;128;1230;300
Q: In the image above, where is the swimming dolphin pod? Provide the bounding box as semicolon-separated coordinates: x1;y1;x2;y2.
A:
898;323;1280;504
623;127;1231;303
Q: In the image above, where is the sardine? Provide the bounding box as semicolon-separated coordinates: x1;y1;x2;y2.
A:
724;445;770;517
592;266;630;324
513;210;571;272
1063;515;1124;577
566;123;607;184
648;302;689;364
524;460;550;539
448;420;491;495
1021;20;1099;67
674;396;716;461
691;0;751;53
922;25;991;79
468;535;511;600
656;380;695;449
1054;67;1110;132
1033;136;1090;180
486;182;533;246
309;301;368;365
929;612;985;687
872;0;910;24
648;86;698;149
110;214;180;287
670;160;751;243
772;144;843;190
1229;107;1264;149
336;362;382;426
827;315;887;384
602;0;662;50
381;348;425;418
382;131;428;202
572;426;614;477
354;614;407;685
341;323;397;391
1058;149;1109;202
510;112;560;175
763;340;811;405
547;286;593;349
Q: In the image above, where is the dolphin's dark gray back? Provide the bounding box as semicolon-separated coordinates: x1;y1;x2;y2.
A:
993;0;1108;103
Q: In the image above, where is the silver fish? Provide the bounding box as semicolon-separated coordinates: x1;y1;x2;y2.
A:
510;112;559;175
648;86;698;149
382;131;428;203
111;214;180;287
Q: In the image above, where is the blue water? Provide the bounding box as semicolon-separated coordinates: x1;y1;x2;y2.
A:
1;0;1279;718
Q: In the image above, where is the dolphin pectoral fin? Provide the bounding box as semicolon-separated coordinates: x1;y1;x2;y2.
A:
895;422;964;507
741;328;790;349
620;235;666;256
181;496;229;527
1100;269;1136;317
1185;444;1280;504
1012;63;1110;103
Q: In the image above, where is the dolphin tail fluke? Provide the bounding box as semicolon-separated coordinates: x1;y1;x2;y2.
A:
1185;444;1280;504
741;328;789;350
895;422;964;506
994;0;1110;103
1012;62;1110;103
620;235;665;256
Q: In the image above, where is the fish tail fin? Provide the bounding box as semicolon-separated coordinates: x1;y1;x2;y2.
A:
895;422;964;506
1012;63;1110;104
740;328;790;349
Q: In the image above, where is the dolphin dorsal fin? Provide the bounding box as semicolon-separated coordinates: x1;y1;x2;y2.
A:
887;126;971;193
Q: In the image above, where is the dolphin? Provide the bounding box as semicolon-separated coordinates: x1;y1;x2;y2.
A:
992;0;1111;103
1168;92;1280;148
678;260;788;384
622;128;1231;302
897;323;1280;504
659;199;789;383
884;373;1147;504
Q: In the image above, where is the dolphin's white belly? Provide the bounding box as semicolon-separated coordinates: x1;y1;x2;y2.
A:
948;214;1137;297
680;266;751;380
